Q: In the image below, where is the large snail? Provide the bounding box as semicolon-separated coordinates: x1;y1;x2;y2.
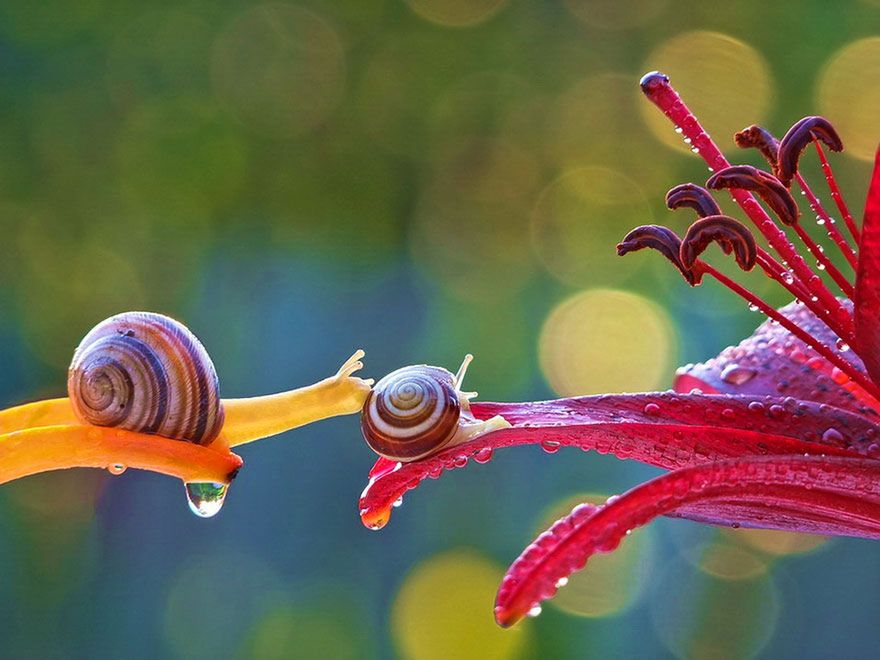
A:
0;311;373;514
361;355;510;462
67;312;225;446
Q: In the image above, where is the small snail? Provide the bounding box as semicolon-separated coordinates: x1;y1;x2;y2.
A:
68;311;224;446
361;355;510;462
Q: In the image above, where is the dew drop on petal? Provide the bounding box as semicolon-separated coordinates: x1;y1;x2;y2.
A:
835;338;850;352
556;577;569;588
527;605;543;618
108;464;127;476
643;402;661;416
185;482;228;518
821;428;845;444
720;364;756;386
392;496;404;508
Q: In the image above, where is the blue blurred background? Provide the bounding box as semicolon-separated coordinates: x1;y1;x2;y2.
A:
2;0;880;657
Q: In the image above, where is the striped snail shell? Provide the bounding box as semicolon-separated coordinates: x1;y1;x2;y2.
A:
67;312;224;446
361;365;462;462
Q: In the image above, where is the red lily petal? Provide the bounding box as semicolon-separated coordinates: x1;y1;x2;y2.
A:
854;146;880;383
494;455;880;627
358;392;879;529
675;300;879;417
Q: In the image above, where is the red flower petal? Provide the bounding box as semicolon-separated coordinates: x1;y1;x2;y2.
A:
494;455;880;627
358;392;879;529
675;301;878;417
855;146;880;384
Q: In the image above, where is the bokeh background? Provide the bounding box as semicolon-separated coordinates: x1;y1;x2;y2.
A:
1;0;880;657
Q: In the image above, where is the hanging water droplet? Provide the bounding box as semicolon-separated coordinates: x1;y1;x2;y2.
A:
816;217;826;225
690;146;700;154
392;496;404;508
748;303;760;312
817;262;826;270
107;464;127;476
556;577;569;588
683;137;692;145
836;338;850;352
185;482;228;518
720;364;756;386
473;447;494;464
674;126;683;134
527;605;543;618
541;440;561;454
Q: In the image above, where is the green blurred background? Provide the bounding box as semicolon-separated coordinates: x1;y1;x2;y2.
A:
1;0;880;657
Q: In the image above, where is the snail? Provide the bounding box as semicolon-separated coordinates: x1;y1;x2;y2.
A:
67;311;225;446
0;311;373;500
361;355;510;462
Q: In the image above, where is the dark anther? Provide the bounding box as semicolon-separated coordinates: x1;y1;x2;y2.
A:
734;125;779;169
706;165;800;226
776;116;843;187
617;224;700;285
680;215;757;272
665;183;722;218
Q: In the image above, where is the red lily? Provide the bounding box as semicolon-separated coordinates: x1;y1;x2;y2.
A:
358;71;880;627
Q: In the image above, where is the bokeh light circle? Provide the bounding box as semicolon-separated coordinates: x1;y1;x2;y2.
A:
531;166;653;287
652;558;780;659
212;4;345;137
537;494;654;618
392;549;529;660
641;31;773;155
539;288;677;396
725;528;830;557
404;0;509;28
817;37;880;161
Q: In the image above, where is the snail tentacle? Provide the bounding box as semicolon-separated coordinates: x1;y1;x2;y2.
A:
221;350;374;448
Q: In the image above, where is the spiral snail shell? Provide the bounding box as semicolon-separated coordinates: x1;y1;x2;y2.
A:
67;312;224;446
361;365;463;462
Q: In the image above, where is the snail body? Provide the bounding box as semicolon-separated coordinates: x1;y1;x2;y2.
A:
67;312;224;446
361;356;510;462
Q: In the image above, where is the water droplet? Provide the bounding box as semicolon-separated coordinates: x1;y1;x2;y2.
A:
817;262;826;270
720;364;756;385
782;271;795;285
108;464;127;476
474;447;494;464
644;402;661;416
527;605;543;618
185;482;228;518
392;496;404;508
836;339;850;352
748;303;760;312
453;455;469;468
541;440;561;454
721;408;736;420
674;126;683;134
822;428;845;444
747;401;765;413
556;577;569;588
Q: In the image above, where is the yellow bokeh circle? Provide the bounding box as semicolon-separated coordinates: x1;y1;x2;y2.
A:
531;167;652;287
537;494;654;618
817;37;880;161
725;528;830;557
404;0;509;27
392;549;529;660
641;31;772;155
539;288;677;396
